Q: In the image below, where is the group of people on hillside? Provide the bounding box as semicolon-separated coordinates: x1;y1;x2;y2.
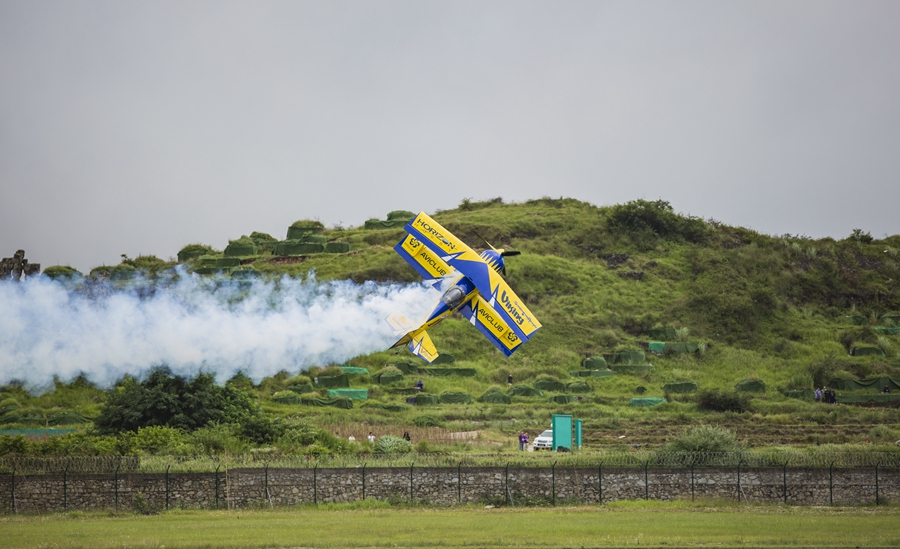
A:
814;387;837;404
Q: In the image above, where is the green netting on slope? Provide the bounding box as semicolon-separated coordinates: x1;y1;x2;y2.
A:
507;385;543;397
286;383;315;394
880;313;900;326
231;268;258;279
414;393;440;405
582;356;607;369
192;267;221;275
785;389;816;400
273;241;325;255
361;403;407;412
224;240;257;257
198;256;219;266
272;392;303;404
665;342;700;354
387;210;416;221
439;392;472;404
378;372;404;384
735;379;766;393
479;390;511;404
340;367;370;375
177;246;213;262
421;368;476;377
316;374;349;388
648;327;678;340
828;377;900;392
875;327;900;334
609;350;646;364
648;342;666;354
837;394;900;405
548;395;576;404
286;226;325;240
663;381;698;394
431;353;456;364
611;365;654;374
850;346;885;357
325;242;351;253
216;257;242;268
364;219;407;230
533;379;565;392
302;397;353;409
388;362;419;375
566;382;591;393
840;315;868;325
390;387;419;395
630;398;666;407
46;413;91;425
327;388;369;400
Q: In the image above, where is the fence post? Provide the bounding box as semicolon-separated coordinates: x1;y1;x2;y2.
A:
551;461;557;506
690;462;694;502
875;461;880;506
829;461;833;506
215;465;220;509
63;467;68;511
598;463;602;504
165;465;170;511
504;463;509;505
736;460;741;502
10;469;14;514
457;462;461;505
409;462;414;503
115;463;120;511
361;463;366;501
644;461;649;501
264;463;269;506
313;464;318;505
782;462;787;504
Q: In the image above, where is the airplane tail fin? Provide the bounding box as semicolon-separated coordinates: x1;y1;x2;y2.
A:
408;331;439;363
387;312;440;363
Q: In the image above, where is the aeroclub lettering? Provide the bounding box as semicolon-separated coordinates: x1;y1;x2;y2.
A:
477;306;505;334
415;218;456;251
417;250;447;277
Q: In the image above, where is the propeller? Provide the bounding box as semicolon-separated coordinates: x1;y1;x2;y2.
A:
473;231;520;275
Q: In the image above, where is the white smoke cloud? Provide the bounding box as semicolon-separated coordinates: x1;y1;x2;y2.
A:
0;270;437;389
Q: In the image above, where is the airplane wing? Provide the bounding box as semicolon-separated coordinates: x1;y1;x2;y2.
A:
458;294;526;357
404;212;541;339
394;234;457;286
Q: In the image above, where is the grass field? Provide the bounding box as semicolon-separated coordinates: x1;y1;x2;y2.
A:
2;501;899;549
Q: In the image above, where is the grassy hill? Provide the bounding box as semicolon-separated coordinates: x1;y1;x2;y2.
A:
5;197;900;451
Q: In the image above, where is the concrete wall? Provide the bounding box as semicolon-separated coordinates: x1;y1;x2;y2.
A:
1;466;896;513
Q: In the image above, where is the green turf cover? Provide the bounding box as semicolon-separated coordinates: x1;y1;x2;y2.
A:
414;393;440;405
850;346;886;357
364;219;407;230
534;379;565;392
648;327;678;340
388;362;419;375
215;257;242;268
665;342;700;354
507;385;543;397
566;382;591;393
286;225;324;240
340;367;370;375
479;390;511;404
272;392;303;404
387;210;416;221
827;377;900;392
439;391;472;404
316;374;349;388
286;383;315;394
611;364;654;374
880;313;900;326
273;241;325;255
840;315;868;325
302;397;353;409
581;356;607;369
663;381;698;394
177;245;214;262
875;327;900;334
325;242;352;253
609;350;646;364
431;353;456;364
378;372;404;384
327;388;369;400
735;379;766;393
421;368;476;377
648;341;665;354
630;397;666;407
548;395;576;404
390;387;420;395
224;239;257;257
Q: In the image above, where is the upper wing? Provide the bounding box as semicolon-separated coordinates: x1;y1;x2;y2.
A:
403;212;541;339
458;294;526;357
394;234;457;287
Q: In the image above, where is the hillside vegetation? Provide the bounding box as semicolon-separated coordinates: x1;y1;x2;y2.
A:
4;197;900;454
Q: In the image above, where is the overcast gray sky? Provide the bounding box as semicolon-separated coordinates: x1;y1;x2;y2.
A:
2;1;898;273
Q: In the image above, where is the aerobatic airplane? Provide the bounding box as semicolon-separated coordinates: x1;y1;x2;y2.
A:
386;212;541;362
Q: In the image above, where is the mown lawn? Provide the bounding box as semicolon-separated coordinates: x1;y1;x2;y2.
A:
2;501;899;549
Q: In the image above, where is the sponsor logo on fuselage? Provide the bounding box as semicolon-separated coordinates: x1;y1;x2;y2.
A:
415;218;456;251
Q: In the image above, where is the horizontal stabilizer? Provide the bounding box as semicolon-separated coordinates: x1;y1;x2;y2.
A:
386;312;415;336
409;331;439;363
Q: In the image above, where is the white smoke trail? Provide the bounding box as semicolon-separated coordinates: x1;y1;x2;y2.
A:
0;269;437;389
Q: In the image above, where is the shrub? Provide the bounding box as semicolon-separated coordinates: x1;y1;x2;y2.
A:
374;435;413;454
663;425;744;453
607;199;709;244
696;389;750;413
42;265;82;281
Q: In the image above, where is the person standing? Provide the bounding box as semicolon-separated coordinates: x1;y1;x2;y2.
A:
507;374;513;388
815;387;822;402
368;432;376;443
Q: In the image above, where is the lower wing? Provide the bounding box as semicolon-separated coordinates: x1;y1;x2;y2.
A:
458;294;534;357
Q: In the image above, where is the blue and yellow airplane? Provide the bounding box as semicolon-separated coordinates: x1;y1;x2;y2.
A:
387;212;541;362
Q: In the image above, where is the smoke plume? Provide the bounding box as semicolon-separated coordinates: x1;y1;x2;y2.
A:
0;270;436;389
